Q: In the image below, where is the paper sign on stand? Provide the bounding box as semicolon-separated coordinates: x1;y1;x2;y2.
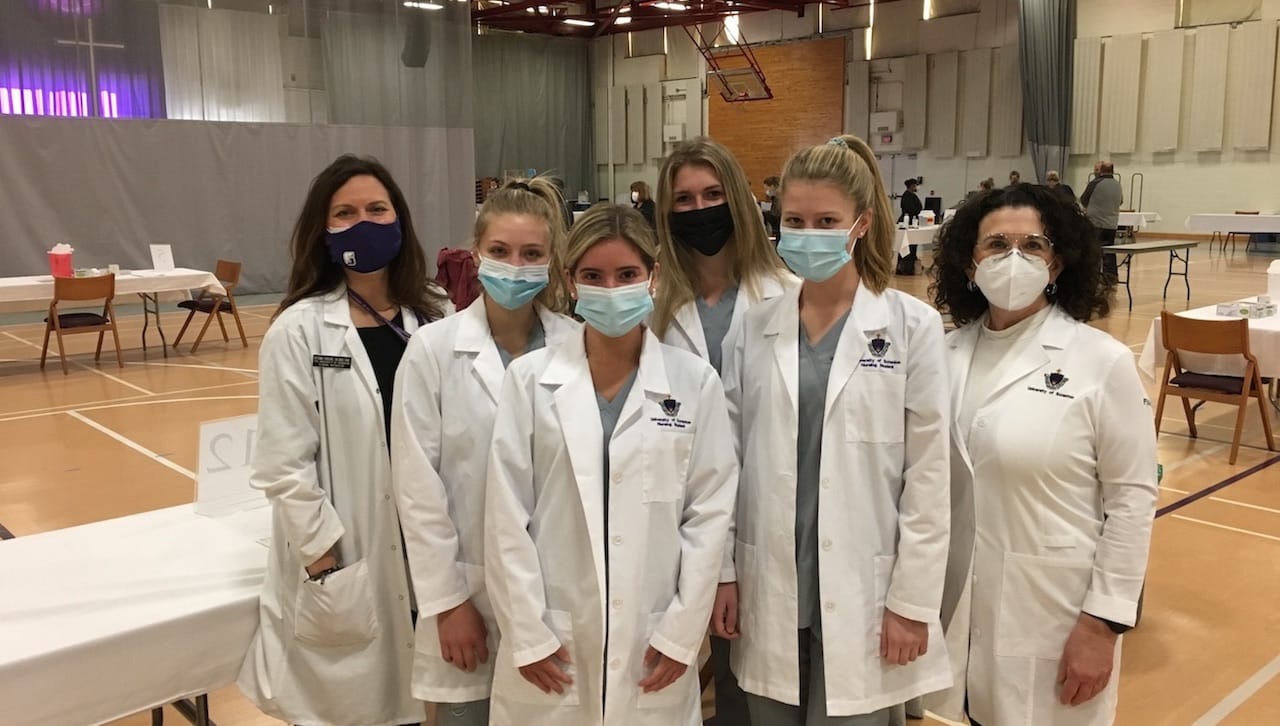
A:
149;244;175;272
197;414;266;517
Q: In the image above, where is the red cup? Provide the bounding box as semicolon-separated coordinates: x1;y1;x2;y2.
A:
49;252;73;278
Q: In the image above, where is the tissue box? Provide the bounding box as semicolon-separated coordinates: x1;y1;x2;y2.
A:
1216;300;1277;319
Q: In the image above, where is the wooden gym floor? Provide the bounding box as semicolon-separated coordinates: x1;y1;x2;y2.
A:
1;242;1277;726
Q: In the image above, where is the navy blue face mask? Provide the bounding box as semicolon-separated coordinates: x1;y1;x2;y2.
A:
325;219;403;273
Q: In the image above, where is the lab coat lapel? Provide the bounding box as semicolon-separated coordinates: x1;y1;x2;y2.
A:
946;323;982;472
540;331;608;607
823;282;889;422
671;300;709;359
764;286;801;417
323;288;381;408
455;299;505;404
613;329;671;439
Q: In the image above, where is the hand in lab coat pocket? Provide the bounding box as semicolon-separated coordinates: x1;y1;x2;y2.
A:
293;560;380;647
520;646;574;694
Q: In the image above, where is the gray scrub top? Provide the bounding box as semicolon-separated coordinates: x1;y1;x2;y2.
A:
695;286;738;375
796;310;850;629
597;368;639;581
496;318;546;369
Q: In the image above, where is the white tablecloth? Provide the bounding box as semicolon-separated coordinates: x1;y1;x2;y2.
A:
0;268;225;314
896;225;940;256
1137;301;1280;380
1117;211;1161;228
0;505;268;726
1184;214;1280;234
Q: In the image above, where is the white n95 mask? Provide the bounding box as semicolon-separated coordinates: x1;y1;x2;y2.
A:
973;250;1050;312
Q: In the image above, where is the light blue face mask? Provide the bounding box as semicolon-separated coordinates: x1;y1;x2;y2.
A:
477;256;549;310
574;280;653;337
776;226;857;282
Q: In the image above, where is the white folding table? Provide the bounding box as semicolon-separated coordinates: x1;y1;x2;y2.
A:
0;505;268;726
1185;213;1280;253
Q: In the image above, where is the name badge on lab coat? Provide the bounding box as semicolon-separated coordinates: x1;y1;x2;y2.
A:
312;355;352;369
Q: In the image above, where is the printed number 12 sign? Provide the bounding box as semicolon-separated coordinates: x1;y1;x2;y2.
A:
196;414;264;516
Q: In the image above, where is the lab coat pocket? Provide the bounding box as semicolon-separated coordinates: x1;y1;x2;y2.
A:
293;559;380;648
995;553;1093;659
498;609;581;706
845;374;907;443
643;431;692;503
638;612;696;709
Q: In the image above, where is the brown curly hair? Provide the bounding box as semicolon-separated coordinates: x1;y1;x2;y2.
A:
930;184;1110;326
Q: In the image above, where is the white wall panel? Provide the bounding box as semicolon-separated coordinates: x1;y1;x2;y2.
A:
610;86;627;161
1100;34;1142;154
593;86;609;162
1189;25;1229;151
990;45;1022;157
846;60;871;140
961;48;991;157
927;51;959;158
902;55;928;150
645;83;664;159
1227;21;1277;150
1140;30;1184;153
1070;36;1102;154
626;84;645;164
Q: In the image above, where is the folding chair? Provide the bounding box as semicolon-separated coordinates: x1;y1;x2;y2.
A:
173;259;247;353
40;274;123;375
1154;314;1276;464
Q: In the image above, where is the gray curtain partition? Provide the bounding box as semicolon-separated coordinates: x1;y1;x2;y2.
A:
1019;0;1075;182
471;33;594;196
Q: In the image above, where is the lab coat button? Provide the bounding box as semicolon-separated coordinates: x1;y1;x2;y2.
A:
612;599;622;609
824;601;835;612
974;628;982;638
612;535;623;546
611;471;623;484
399;595;405;601
610;658;621;670
384;494;391;501
391;545;398;552
976;418;987;429
821;539;833;551
821;478;831;489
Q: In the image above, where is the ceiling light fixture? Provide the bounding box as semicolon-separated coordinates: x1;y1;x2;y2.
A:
564;18;595;26
654;2;687;11
615;16;632;24
403;1;444;9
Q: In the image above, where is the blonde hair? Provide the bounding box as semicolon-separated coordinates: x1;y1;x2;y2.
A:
781;134;894;294
629;180;652;202
651;137;785;338
563;203;658;274
473;176;568;312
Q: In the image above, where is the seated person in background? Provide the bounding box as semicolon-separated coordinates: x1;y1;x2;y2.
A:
964;177;996;205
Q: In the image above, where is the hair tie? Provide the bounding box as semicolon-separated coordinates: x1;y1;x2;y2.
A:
827;137;849;149
509;181;532;192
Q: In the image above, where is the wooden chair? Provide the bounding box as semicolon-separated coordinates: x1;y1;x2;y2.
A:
172;259;247;353
1154;314;1276;464
1225;210;1260;253
40;274;123;375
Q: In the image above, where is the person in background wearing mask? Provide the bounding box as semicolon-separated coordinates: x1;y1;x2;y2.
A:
898;178;925;276
762;175;782;239
926;185;1156;726
652;137;794;726
1045;170;1076;207
391;177;580;726
484;203;738;726
721;135;952;725
1080;161;1123;284
632;180;657;228
238;155;452;726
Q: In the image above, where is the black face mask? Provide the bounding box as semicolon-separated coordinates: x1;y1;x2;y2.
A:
669;204;735;257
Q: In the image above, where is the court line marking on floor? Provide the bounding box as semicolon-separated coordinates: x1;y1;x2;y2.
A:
147;362;259;377
1190;653;1280;726
1158;445;1228;475
65;410;196;480
69;395;259;415
2;331;156;395
0;380;258;422
1169;514;1280;543
1161;485;1280;516
1157;455;1280;517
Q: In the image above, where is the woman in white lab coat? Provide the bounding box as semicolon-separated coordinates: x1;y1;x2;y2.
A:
238;155;451;726
721;136;952;725
651;135;795;726
484;203;738;726
926;184;1157;726
391;178;579;725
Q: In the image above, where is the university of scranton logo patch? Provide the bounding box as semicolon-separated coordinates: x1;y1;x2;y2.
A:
1044;369;1069;391
651;396;692;430
660;397;681;417
868;334;891;358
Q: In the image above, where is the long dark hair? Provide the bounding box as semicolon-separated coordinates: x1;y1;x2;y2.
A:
276;154;449;320
930;183;1109;326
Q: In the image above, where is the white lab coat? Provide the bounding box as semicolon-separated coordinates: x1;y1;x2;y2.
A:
237;287;427;726
484;328;738;726
928;307;1157;726
390;299;579;703
723;283;953;716
661;271;797;361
